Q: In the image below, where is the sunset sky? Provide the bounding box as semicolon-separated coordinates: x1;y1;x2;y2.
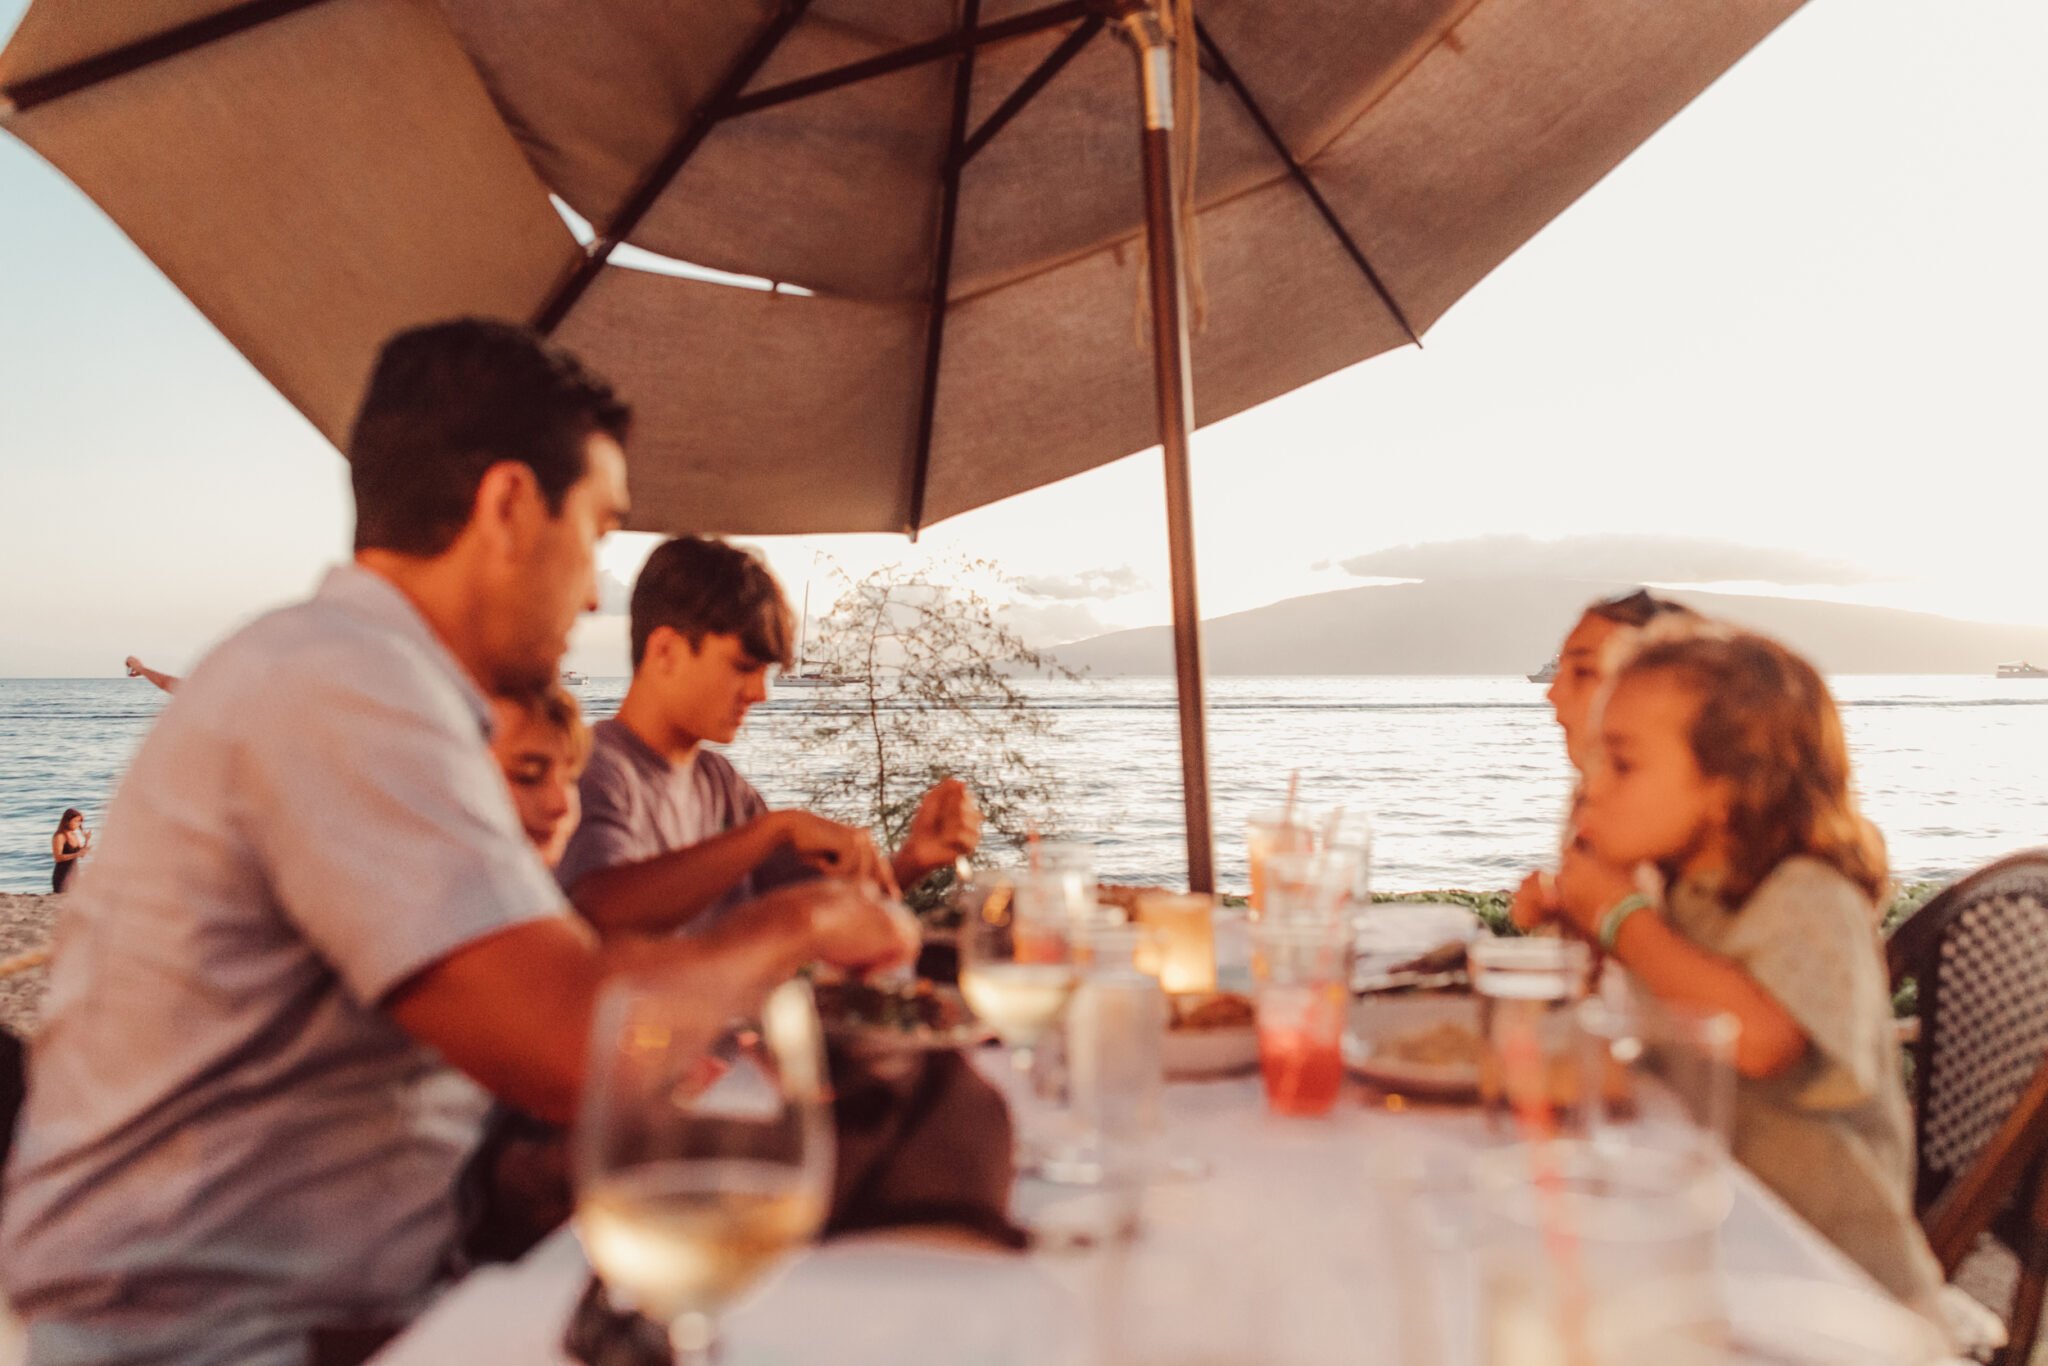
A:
2;0;2043;678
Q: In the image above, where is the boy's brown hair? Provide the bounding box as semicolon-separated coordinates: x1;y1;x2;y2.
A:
1617;629;1887;908
629;536;794;670
497;682;592;771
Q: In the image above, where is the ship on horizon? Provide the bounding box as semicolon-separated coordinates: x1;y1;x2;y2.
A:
1527;656;1558;684
1997;661;2048;679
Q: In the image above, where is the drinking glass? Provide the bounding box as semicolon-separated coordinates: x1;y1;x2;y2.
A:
1061;924;1168;1184
1322;811;1375;909
1261;849;1360;927
1576;996;1737;1175
1245;808;1317;918
959;883;1078;1154
1470;937;1594;1137
575;977;834;1366
1250;921;1351;1117
1471;1140;1731;1366
1024;841;1097;926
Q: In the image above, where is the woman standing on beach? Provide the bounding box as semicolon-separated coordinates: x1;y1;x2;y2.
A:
50;810;90;893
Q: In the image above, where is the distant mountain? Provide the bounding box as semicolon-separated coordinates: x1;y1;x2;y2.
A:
1052;579;2048;676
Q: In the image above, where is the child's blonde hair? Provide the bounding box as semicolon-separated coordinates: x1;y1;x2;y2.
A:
1616;629;1886;908
496;682;591;772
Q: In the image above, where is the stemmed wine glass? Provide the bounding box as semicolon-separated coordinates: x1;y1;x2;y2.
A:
957;875;1078;1143
574;977;834;1365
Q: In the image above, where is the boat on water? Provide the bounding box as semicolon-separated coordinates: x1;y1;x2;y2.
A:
777;581;851;689
1527;656;1559;684
1996;661;2048;680
559;669;585;686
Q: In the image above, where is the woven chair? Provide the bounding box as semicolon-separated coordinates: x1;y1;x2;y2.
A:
1889;849;2048;1363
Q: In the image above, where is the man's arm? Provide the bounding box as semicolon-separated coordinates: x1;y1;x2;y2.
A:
389;880;917;1124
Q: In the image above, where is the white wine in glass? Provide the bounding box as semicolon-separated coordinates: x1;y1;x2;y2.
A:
575;978;833;1364
960;961;1077;1047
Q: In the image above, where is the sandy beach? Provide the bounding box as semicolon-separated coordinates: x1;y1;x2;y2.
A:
0;891;55;1037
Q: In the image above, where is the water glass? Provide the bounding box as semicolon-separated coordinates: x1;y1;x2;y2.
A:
1245;808;1317;917
1322;811;1375;907
1063;926;1168;1183
574;978;834;1366
1261;848;1360;927
1250;921;1351;1117
1471;1140;1730;1366
1576;996;1737;1174
1470;937;1594;1136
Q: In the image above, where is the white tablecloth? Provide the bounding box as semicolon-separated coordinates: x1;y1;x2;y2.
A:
373;1064;1879;1366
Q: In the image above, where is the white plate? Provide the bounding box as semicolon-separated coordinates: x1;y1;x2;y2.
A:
1162;1024;1260;1078
1343;994;1481;1100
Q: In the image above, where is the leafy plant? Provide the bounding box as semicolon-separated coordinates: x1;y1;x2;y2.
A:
797;559;1075;919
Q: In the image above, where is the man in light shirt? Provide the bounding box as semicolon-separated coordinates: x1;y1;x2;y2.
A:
0;320;913;1366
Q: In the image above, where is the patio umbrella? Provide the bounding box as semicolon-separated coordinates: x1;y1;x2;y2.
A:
0;0;1804;891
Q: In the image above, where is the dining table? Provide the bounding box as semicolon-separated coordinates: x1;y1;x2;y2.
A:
370;1051;1889;1366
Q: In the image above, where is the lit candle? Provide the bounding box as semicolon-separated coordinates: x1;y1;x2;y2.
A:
1134;891;1217;994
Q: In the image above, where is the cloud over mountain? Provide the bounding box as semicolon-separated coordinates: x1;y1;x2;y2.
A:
1015;566;1147;601
1337;535;1873;586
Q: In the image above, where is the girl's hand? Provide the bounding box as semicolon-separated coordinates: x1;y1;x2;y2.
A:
1553;842;1640;940
1509;871;1559;931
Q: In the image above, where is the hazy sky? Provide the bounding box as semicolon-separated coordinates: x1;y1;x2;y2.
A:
2;0;2044;678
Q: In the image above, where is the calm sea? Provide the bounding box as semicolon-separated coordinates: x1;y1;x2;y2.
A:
3;675;2043;895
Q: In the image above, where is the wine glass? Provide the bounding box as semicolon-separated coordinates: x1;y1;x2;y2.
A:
574;977;834;1365
957;876;1078;1143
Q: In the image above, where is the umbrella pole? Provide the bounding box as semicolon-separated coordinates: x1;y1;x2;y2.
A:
1112;5;1215;894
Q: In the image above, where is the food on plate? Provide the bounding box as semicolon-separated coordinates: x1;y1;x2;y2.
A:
1169;991;1255;1032
1377;1020;1483;1068
813;978;965;1035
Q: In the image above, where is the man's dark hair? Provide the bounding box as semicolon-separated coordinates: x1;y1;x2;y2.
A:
631;537;794;670
348;319;631;556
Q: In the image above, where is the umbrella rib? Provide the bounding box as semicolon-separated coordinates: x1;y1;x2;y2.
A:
532;0;813;335
725;1;1090;117
905;0;983;536
1192;18;1421;349
957;15;1103;167
0;0;336;115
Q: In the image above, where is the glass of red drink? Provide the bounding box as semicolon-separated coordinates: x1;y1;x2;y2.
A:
1250;923;1351;1117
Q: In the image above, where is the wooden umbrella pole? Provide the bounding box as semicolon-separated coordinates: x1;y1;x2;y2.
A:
1109;2;1214;893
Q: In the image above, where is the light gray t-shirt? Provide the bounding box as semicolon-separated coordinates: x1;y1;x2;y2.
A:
0;565;568;1366
556;719;805;914
1664;857;1945;1318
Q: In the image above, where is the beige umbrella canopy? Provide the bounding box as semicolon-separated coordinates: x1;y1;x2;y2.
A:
1;0;1803;888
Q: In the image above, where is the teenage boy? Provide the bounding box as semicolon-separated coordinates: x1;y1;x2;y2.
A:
559;535;981;936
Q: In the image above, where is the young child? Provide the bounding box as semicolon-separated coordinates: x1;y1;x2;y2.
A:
1512;589;1697;932
488;682;590;870
1526;628;1946;1319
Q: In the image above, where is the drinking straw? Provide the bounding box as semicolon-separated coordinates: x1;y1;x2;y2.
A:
1026;826;1042;875
1282;769;1300;825
1499;1017;1596;1366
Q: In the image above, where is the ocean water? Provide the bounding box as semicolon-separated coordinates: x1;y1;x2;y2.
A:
2;675;2043;896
